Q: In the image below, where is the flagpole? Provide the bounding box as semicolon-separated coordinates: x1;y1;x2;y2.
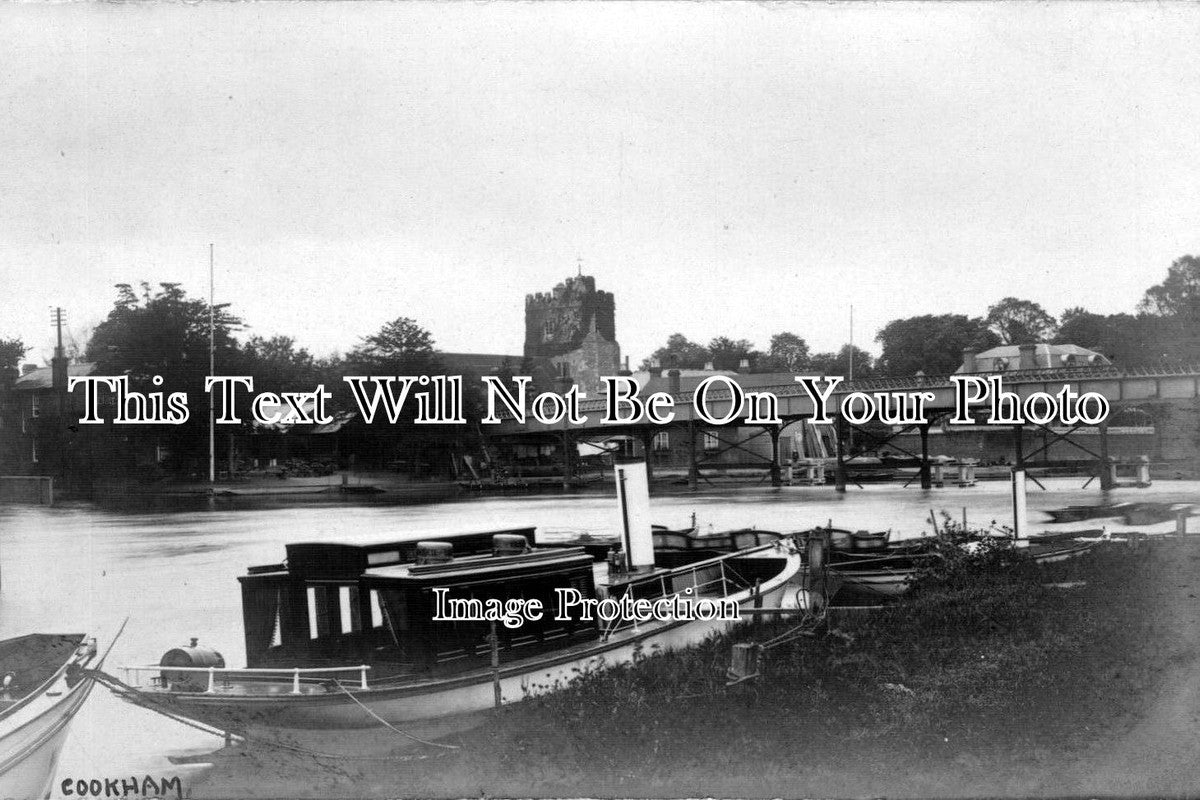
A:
208;243;215;485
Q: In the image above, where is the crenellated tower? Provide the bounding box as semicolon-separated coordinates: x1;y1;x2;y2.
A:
524;274;620;395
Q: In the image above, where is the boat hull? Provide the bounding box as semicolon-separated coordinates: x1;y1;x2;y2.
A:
119;548;802;733
829;567;915;598
0;642;95;800
828;538;1097;600
0;698;83;800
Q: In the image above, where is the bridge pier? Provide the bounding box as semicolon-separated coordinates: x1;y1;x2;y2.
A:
834;415;847;493
638;429;655;484
1013;424;1024;472
561;428;574;491
687;420;699;491
1099;421;1114;491
919;423;931;490
768;425;781;488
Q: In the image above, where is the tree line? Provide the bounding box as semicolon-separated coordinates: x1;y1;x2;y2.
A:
640;256;1200;378
0;258;1196;476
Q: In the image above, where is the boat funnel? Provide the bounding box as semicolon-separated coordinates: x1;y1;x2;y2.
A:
613;459;655;571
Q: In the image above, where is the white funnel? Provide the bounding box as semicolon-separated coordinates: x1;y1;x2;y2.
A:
614;459;655;571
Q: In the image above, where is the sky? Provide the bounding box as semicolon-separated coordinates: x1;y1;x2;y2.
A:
3;2;1199;367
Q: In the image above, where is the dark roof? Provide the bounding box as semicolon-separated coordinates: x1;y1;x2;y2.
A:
14;362;96;391
635;370;800;395
439;352;542;376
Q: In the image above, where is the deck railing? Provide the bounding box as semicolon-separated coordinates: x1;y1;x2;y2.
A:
121;663;371;694
598;540;790;639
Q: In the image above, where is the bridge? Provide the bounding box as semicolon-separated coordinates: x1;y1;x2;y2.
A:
483;365;1200;492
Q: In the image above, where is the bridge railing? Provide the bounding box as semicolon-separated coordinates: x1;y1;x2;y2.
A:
488;364;1200;421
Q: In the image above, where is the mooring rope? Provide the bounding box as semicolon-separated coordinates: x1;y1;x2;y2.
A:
332;681;460;750
87;668;461;761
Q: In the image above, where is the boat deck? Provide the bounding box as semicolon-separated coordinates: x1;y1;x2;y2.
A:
0;634;84;710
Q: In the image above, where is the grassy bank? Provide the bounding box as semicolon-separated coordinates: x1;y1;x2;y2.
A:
195;533;1190;798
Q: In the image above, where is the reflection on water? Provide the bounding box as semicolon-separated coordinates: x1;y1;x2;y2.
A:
1;478;1198;795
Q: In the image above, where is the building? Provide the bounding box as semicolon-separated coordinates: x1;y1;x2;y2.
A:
959;343;1110;373
524;274;621;395
0;360;120;495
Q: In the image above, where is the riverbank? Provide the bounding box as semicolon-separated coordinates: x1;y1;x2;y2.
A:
188;534;1199;798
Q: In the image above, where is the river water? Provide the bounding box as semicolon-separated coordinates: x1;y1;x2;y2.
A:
2;478;1198;796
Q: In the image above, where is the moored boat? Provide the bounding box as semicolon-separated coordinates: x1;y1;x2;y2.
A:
0;634;98;800
538;521;783;563
805;524;1100;601
115;462;804;735
805;528;938;600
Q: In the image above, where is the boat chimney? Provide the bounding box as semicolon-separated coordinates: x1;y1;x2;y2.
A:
613;458;655;572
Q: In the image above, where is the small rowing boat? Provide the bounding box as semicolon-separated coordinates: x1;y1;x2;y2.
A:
0;634;98;800
805;524;1100;601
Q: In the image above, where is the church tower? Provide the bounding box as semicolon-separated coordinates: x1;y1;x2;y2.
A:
524;273;620;395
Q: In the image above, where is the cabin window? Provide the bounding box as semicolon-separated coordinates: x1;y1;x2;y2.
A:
703;431;721;451
653;431;670;451
339;586;362;634
30;395;40;418
377;589;410;632
369;590;384;629
30;437;38;463
306;587;321;639
306;585;337;639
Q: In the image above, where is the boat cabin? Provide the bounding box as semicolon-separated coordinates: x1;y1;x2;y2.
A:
237;529;601;677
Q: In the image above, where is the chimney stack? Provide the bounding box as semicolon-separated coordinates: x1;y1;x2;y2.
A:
960;348;977;373
667;368;681;395
1018;343;1038;371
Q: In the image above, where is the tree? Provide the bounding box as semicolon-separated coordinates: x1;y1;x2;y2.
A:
0;337;26;371
706;337;758;371
638;333;710;371
1139;256;1200;318
347;317;440;374
808;344;874;379
1054;309;1159;367
86;282;243;471
1138;257;1200;366
874;315;999;377
764;332;810;372
240;335;319;393
985;297;1058;344
341;317;466;475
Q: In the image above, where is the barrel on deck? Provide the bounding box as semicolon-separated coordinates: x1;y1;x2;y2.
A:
159;638;225;691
